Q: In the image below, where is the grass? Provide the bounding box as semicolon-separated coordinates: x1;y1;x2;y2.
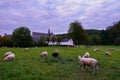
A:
0;45;120;80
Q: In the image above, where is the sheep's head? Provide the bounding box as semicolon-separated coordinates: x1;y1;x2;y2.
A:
78;55;82;60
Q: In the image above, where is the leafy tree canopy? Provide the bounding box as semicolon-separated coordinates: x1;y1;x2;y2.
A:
11;26;33;47
68;20;89;45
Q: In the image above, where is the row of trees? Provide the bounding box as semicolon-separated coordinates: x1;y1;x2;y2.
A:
37;35;62;47
0;20;120;47
0;34;12;47
67;20;120;45
0;27;63;47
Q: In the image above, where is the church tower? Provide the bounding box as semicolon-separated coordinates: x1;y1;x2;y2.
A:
48;28;51;37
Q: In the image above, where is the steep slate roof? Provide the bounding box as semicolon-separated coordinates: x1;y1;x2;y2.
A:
61;39;69;42
32;32;49;37
32;32;53;38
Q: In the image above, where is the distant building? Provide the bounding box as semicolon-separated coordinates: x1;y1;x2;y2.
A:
49;38;74;46
32;29;53;42
60;39;74;46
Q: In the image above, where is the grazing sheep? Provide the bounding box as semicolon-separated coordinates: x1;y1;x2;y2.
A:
83;52;90;58
93;49;99;52
78;55;98;74
52;50;59;57
40;51;48;57
4;53;15;61
24;48;29;52
4;52;13;57
105;51;111;56
107;48;114;51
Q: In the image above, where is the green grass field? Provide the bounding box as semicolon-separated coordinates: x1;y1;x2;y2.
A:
0;46;120;80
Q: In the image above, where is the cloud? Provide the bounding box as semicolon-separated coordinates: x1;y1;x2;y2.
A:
0;0;120;35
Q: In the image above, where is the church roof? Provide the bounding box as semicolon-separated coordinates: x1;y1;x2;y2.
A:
32;32;49;37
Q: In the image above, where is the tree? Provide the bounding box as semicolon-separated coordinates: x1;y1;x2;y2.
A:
68;20;89;45
0;35;3;47
50;35;56;45
114;36;120;45
90;34;101;45
100;30;109;45
56;36;62;45
106;21;120;44
2;35;12;47
46;36;50;44
37;36;48;47
11;27;33;47
0;35;12;47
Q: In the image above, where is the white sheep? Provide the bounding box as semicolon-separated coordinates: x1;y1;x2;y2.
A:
105;51;111;56
24;48;29;51
4;53;15;61
107;48;114;51
78;55;98;74
4;52;13;57
93;48;99;52
40;51;48;57
82;52;90;58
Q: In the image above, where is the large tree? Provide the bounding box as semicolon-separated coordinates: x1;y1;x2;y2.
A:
11;27;33;47
68;20;89;45
90;34;101;45
56;36;62;45
0;35;12;47
106;21;120;44
50;35;56;45
37;36;48;47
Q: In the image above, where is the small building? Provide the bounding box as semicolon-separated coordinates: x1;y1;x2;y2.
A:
60;39;74;46
48;38;74;46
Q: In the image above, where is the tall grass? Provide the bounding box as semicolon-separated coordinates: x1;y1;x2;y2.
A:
0;46;120;80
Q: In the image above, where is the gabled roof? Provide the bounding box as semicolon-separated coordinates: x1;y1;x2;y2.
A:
32;32;53;38
32;32;48;37
61;39;70;42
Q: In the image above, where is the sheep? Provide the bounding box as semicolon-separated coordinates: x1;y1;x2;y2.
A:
93;48;99;52
4;53;15;61
82;52;90;58
4;51;13;57
78;55;98;74
40;51;48;57
105;51;111;56
52;50;59;57
24;48;29;52
107;48;115;50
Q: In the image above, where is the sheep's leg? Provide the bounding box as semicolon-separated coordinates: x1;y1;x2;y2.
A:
92;67;95;74
93;65;98;74
81;65;85;72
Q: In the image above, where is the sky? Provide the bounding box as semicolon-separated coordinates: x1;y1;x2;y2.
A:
0;0;120;35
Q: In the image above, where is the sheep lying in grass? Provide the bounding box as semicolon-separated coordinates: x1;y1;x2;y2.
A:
83;52;90;58
4;53;15;61
40;51;48;57
52;50;59;57
78;55;98;74
24;48;29;52
107;48;114;51
93;49;99;52
105;51;111;56
4;52;13;57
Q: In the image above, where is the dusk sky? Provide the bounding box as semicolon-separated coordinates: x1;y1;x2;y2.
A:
0;0;120;35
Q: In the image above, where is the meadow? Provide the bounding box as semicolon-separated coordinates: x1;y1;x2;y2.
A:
0;45;120;80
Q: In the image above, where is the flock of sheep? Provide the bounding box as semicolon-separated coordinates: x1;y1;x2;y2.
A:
3;47;112;74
